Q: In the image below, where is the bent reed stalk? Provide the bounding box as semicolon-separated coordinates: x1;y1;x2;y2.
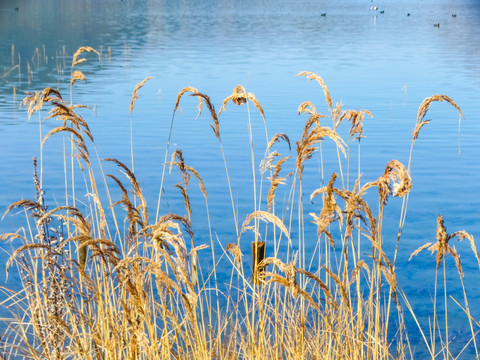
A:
0;51;478;359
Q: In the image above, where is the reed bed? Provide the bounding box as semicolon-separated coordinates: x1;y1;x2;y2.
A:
0;47;478;359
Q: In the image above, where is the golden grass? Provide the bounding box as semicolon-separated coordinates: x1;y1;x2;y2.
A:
0;56;478;360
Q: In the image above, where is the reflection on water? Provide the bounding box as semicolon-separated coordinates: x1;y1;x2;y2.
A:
1;0;480;357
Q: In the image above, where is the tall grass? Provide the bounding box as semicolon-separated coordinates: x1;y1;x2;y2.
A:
0;47;478;359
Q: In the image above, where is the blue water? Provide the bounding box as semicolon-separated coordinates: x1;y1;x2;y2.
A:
1;0;480;357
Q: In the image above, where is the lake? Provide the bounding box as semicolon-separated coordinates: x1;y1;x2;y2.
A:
1;0;480;357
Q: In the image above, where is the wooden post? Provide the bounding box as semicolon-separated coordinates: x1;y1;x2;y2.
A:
251;241;266;284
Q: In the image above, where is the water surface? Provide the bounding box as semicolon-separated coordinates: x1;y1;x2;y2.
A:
1;0;480;356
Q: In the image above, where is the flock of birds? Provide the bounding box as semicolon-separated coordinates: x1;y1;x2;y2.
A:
369;5;457;28
8;3;459;29
320;5;458;29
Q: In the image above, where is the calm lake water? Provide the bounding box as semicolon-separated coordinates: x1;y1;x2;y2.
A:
1;0;480;356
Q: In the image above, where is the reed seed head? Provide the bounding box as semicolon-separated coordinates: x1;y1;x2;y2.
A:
130;76;154;114
296;71;333;111
219;85;265;121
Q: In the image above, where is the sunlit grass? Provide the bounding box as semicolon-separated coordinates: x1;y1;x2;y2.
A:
0;47;477;360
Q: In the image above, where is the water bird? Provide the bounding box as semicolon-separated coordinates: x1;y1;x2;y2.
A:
380;10;385;14
321;13;326;16
452;14;457;17
371;6;378;10
407;13;411;16
434;23;440;27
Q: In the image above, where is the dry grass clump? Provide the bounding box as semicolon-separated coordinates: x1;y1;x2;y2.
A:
1;55;478;360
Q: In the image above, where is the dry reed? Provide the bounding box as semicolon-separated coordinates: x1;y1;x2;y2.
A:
1;53;478;360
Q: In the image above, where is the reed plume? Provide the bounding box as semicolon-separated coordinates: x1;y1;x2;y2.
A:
105;158;148;247
155;86;203;223
340;109;372;141
259;255;334;311
20;87;63;119
412;94;464;147
71;46;101;67
364;159;412;205
309;173;343;246
296;123;345;181
70;46;100;88
241;210;291;244
226;243;243;268
266;133;291;153
175;86;203;119
410;214;477;277
296;71;333;111
190;92;221;139
219;84;265;121
297;101;318;116
130;76;154;114
266;155;291;212
262;133;292;212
